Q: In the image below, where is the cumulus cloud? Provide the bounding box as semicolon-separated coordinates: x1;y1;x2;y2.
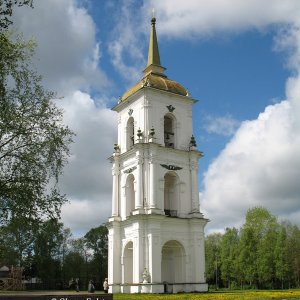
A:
61;198;111;236
58;92;117;234
204;114;240;136
147;0;300;38
202;99;300;231
13;0;109;94
11;0;116;235
10;0;300;235
140;0;300;231
107;0;147;85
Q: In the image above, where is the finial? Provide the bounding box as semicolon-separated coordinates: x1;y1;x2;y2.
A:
114;144;120;153
149;127;155;137
190;135;197;148
151;8;156;24
137;128;143;139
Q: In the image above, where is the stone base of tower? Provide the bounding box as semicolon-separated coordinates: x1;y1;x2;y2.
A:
107;214;209;295
109;282;208;294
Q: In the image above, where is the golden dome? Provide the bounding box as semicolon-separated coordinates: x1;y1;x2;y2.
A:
121;73;189;101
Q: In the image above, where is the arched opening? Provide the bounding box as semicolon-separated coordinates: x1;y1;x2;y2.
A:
161;240;186;283
123;241;133;284
164;114;175;148
164;172;179;217
125;174;135;217
126;117;135;150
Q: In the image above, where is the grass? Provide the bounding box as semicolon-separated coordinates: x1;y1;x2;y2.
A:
113;289;300;300
1;289;300;299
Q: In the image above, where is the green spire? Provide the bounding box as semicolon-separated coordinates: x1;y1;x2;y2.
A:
147;17;161;67
143;17;166;77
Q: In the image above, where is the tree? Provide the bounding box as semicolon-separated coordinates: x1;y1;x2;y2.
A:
33;219;64;288
71;238;91;286
245;207;278;288
237;207;279;288
204;207;300;290
0;0;33;29
220;227;239;288
84;225;108;286
0;32;73;226
237;226;258;288
205;233;222;288
0;216;37;266
63;251;86;289
61;228;72;285
256;220;278;288
285;223;300;287
274;226;289;289
1;2;73;274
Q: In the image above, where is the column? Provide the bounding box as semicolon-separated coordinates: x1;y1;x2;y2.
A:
111;155;120;217
108;221;121;293
190;157;200;213
133;229;144;283
149;158;157;208
135;156;143;209
148;231;161;282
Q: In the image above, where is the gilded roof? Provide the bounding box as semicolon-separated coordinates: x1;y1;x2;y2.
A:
121;73;189;101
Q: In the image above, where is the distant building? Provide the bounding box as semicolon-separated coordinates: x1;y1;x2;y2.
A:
107;17;208;294
0;265;24;290
0;266;10;280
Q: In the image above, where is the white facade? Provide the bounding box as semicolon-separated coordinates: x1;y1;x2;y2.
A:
107;18;208;294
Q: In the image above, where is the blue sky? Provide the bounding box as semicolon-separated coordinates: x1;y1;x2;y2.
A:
86;1;290;182
13;0;300;235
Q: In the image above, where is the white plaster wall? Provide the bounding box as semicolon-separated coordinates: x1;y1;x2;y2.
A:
109;86;207;293
113;88;195;154
145;89;194;150
112;142;201;220
114;215;207;285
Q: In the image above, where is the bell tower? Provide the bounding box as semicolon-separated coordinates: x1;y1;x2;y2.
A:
107;17;208;294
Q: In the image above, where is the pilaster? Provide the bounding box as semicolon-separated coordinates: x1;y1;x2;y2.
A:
111;153;120;217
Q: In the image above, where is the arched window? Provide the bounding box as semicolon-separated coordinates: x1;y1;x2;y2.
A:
164;114;175;148
125;174;135;217
126;117;134;150
123;241;133;284
164;172;179;217
161;240;186;285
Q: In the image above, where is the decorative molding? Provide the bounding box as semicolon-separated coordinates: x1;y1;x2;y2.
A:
128;108;133;116
160;164;182;171
123;166;137;174
166;104;175;112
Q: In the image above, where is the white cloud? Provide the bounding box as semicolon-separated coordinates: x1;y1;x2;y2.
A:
11;1;116;235
107;0;147;85
147;0;300;38
61;197;111;236
204;114;240;136
202;98;300;232
13;0;109;94
199;23;300;231
57;91;117;234
140;0;300;231
10;0;300;236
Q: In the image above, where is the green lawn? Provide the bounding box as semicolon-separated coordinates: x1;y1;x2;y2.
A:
113;289;300;300
1;290;300;299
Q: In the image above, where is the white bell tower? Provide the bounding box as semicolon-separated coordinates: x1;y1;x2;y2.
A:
107;17;208;294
